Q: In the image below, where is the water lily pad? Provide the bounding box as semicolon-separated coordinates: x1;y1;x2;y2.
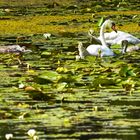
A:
119;65;136;77
41;51;52;58
98;17;104;27
56;82;68;91
34;70;60;84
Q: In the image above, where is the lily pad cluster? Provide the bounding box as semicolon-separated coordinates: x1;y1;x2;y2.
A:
0;0;140;139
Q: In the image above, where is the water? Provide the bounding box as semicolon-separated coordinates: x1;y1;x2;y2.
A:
0;1;140;139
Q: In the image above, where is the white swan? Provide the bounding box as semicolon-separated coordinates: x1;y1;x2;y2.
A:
89;29;140;46
88;29;102;45
78;19;116;58
77;42;90;59
121;40;140;54
104;31;140;45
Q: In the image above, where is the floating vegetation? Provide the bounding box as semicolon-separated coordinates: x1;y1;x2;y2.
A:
0;0;140;140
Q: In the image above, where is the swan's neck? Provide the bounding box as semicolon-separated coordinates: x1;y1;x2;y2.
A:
100;23;108;48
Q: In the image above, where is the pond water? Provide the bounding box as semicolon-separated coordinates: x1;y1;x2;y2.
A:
0;1;140;140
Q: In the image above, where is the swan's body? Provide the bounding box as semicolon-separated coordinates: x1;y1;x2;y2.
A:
89;29;140;46
78;19;115;58
121;40;140;54
102;31;140;45
0;45;32;53
0;45;32;64
86;44;114;57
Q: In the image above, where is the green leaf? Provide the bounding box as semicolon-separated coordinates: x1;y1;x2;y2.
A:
119;65;128;77
119;65;136;77
57;82;68;91
86;56;97;63
93;77;116;86
121;78;136;93
35;71;60;84
41;51;51;58
98;17;104;27
127;70;136;77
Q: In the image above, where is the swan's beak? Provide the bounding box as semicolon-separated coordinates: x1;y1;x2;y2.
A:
111;25;117;33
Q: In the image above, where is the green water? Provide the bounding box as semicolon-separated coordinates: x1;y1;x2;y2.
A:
0;0;140;140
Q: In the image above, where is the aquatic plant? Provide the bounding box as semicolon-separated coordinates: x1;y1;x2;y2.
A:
5;134;13;140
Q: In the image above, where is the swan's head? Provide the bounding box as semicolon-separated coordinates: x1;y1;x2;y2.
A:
104;19;117;33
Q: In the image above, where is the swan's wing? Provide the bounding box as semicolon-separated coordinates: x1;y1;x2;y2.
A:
98;31;119;40
88;30;102;44
126;36;140;45
105;40;114;45
108;31;140;45
104;31;118;40
126;45;140;52
86;45;101;56
90;35;102;44
101;46;115;56
98;30;140;45
86;45;115;57
112;35;140;45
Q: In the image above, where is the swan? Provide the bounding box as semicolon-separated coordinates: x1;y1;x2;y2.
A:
88;29;102;45
78;19;116;58
76;42;90;59
89;29;140;46
121;40;140;54
0;45;32;64
0;45;32;53
104;31;140;45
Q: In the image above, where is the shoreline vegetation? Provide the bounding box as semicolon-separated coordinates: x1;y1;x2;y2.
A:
0;0;139;36
0;12;139;36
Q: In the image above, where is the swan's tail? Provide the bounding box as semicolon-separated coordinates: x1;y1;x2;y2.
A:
121;40;140;54
127;45;140;52
88;29;101;44
78;42;90;59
